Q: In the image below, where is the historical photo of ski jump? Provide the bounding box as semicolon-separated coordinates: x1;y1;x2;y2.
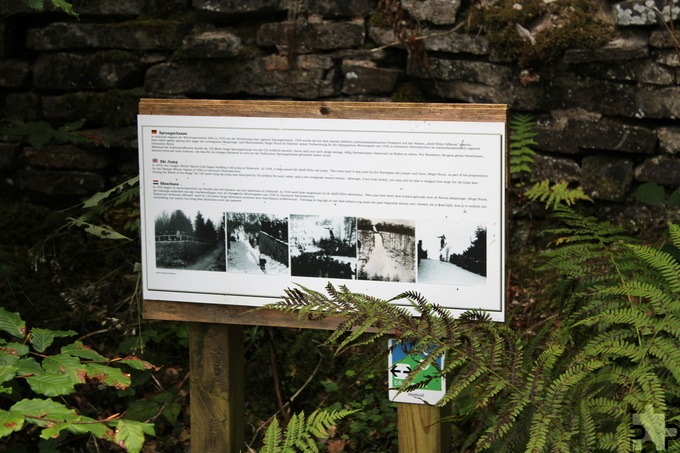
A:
357;218;416;283
226;212;289;275
290;215;357;279
154;207;226;272
417;219;487;285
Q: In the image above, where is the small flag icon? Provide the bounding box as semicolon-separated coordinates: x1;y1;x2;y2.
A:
151;130;158;134
152;158;158;163
153;180;159;185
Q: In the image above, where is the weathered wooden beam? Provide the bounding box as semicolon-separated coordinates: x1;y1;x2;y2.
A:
189;323;245;453
398;403;451;453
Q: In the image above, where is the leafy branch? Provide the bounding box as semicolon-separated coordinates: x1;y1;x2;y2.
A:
0;307;156;452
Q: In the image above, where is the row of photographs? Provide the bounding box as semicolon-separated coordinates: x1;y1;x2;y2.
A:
153;209;488;286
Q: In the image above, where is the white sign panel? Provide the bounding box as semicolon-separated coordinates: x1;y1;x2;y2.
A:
138;114;505;320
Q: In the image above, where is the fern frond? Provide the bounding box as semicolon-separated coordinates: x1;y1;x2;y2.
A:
626;244;680;295
508;114;538;177
261;417;283;453
525;179;592;209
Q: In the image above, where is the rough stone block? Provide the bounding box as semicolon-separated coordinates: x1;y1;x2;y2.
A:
563;33;648;63
421;30;489;55
257;21;365;53
73;0;143;16
635;156;680;186
531;154;581;183
15;169;105;196
20;145;112;170
401;0;461;25
426;80;511;104
658;127;680;154
3;93;41;120
635;86;680;119
41;90;142;127
27;22;189;51
33;52;144;90
535;118;657;154
144;61;240;95
656;50;679;67
342;60;401;94
615;0;679;26
0;59;30;88
367;26;396;48
192;0;283;14
581;156;633;201
550;75;639;118
409;57;511;86
649;30;680;48
575;60;674;85
0;23;9;58
0;142;19;170
241;55;336;99
307;0;376;17
181;30;243;58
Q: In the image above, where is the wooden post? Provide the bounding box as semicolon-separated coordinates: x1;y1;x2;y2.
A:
190;323;245;453
398;403;451;453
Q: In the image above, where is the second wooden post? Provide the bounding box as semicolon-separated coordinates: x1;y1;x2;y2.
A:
189;323;245;453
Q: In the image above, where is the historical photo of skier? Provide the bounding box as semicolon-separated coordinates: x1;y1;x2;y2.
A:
417;218;487;285
290;215;357;279
357;217;416;283
226;212;289;275
154;206;226;272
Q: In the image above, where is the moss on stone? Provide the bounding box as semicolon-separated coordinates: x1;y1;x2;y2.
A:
482;0;613;68
391;82;426;102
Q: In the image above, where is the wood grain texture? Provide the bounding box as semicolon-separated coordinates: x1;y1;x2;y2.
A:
139;98;507;122
398;403;451;453
189;323;245;453
144;299;365;331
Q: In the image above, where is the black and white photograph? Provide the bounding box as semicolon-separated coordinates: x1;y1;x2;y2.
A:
290;215;357;279
357;217;416;283
154;207;226;272
226;212;289;275
417;219;487;285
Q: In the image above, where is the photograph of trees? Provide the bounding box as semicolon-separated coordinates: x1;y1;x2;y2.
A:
154;208;226;271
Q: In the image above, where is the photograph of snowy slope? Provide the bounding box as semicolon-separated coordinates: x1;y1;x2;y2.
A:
357;217;416;283
154;207;226;272
226;212;289;275
290;215;357;279
417;219;487;286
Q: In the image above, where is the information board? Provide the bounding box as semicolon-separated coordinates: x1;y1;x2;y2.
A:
138;100;506;322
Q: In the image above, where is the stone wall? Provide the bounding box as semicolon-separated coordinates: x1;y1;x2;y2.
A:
0;0;679;212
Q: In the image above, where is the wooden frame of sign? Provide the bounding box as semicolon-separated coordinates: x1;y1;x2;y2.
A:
140;98;507;453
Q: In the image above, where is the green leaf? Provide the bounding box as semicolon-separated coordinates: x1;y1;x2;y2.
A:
1;342;30;357
50;0;78;16
30;328;76;353
16;357;43;375
668;187;680;208
61;341;107;361
26;373;76;397
41;414;109;440
24;0;44;11
81;176;139;209
114;419;154;453
119;356;156;371
0;307;27;339
11;398;76;424
635;181;665;207
42;354;87;385
0;364;18;383
66;218;130;240
85;363;131;390
0;410;25;437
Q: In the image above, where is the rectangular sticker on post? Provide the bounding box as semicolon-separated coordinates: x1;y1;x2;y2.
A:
388;339;446;405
